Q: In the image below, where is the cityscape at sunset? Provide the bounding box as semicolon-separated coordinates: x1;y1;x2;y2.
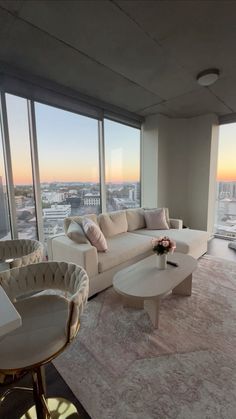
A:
217;123;236;181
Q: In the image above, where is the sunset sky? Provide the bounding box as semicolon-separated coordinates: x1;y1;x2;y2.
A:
3;93;236;186
217;123;236;181
3;94;140;185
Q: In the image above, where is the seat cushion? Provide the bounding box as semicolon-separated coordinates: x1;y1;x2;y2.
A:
134;228;209;255
0;294;69;371
98;232;152;273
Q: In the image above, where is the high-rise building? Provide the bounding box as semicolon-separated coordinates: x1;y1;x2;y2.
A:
0;176;10;239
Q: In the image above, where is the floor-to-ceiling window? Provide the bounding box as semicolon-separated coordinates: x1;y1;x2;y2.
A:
104;119;141;211
0;125;11;240
6;94;37;240
0;91;141;244
215;123;236;238
35;103;100;243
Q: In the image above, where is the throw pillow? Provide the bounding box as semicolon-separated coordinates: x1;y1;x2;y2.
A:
64;214;98;234
83;218;108;252
143;207;170;228
67;220;89;244
144;208;169;230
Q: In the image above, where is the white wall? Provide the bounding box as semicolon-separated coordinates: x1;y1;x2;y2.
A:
142;113;219;232
141;116;158;207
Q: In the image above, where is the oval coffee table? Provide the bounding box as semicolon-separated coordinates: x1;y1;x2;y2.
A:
113;252;197;329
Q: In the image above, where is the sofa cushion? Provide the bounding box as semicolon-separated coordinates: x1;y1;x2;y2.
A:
64;214;98;234
134;228;209;255
66;220;89;244
82;218;108;252
144;207;170;227
97;232;152;273
126;208;146;231
144;208;169;230
98;211;128;238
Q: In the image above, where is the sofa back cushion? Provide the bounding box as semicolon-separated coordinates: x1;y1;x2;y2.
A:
98;211;128;238
66;220;89;244
82;218;108;252
64;214;98;234
126;208;146;231
144;208;169;230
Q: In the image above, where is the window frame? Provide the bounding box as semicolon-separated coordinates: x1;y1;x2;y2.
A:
0;91;142;243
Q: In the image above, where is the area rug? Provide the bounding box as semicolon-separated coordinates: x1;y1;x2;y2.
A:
54;255;236;419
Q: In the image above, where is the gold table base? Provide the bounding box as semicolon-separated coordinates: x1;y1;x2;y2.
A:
20;397;80;419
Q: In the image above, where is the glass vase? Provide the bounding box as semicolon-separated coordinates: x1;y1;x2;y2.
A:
156;253;167;270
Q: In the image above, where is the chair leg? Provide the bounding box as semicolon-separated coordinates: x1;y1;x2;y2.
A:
31;367;50;419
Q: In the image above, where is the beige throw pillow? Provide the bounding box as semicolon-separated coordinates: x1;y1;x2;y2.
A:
82;218;108;252
67;221;88;244
144;207;170;227
144;208;169;230
64;214;98;234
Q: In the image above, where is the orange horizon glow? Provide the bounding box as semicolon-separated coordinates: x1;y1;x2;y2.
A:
217;123;236;182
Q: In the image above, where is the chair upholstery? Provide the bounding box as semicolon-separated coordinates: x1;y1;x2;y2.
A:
0;239;44;268
0;262;89;373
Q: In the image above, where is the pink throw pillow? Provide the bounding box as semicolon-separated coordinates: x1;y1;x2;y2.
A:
144;208;169;230
82;218;108;252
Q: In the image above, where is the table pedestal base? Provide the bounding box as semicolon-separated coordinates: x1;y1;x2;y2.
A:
172;274;192;296
122;274;193;329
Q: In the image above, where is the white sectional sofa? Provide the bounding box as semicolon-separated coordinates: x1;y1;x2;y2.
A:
48;208;209;297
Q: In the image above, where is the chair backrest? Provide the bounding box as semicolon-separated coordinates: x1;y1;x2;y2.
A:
0;239;44;268
0;261;89;341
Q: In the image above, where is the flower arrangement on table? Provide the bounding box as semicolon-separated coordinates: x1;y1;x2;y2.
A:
152;236;176;255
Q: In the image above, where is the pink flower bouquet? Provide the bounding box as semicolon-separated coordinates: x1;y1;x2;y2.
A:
152;236;176;255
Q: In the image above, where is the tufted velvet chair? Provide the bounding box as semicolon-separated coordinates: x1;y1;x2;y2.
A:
0;261;89;419
0;239;44;269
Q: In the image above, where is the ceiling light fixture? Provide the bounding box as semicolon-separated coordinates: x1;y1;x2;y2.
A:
196;68;220;86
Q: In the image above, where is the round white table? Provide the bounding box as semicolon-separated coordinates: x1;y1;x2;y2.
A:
113;252;197;329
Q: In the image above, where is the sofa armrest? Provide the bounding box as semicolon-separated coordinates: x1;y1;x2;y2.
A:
47;234;98;277
169;218;183;229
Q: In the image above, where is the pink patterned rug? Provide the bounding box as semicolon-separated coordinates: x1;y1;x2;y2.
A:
54;255;236;419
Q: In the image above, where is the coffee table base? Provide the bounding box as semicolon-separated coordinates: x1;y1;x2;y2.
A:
122;274;192;329
172;274;192;296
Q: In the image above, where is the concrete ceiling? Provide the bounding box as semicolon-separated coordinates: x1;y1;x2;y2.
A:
0;0;236;118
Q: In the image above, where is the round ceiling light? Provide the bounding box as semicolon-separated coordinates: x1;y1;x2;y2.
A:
196;69;220;86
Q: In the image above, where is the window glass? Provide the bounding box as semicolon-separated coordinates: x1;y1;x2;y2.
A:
35;103;100;243
0;126;11;240
215;123;236;238
104;119;141;211
6;94;37;240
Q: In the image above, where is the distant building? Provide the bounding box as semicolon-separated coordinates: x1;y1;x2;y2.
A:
0;176;9;239
66;196;81;208
83;194;100;206
43;204;71;219
129;189;135;201
43;221;60;236
15;195;25;208
42;191;65;204
113;197;138;210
